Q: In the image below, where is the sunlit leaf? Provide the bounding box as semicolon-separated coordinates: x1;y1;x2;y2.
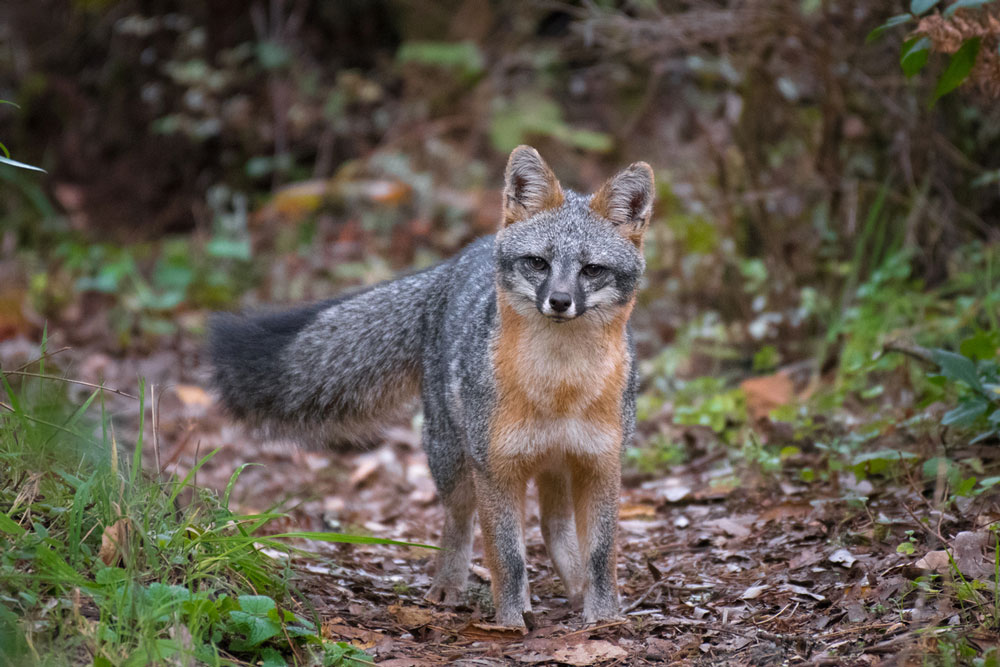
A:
900;36;931;78
931;37;980;104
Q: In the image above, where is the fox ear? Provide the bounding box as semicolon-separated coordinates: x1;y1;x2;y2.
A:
590;162;655;245
502;145;564;227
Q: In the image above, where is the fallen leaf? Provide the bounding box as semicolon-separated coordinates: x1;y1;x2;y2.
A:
829;548;857;568
459;621;526;641
551;640;627;666
758;502;812;523
0;289;31;342
740;371;794;421
705;518;751;538
387;604;437;628
99;518;131;566
780;583;825;601
914;549;951;574
740;584;769;600
663;484;692;502
952;531;992;579
620;503;657;519
349;454;382;487
173;384;213;408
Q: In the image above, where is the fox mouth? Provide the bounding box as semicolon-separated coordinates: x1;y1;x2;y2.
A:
543;312;577;323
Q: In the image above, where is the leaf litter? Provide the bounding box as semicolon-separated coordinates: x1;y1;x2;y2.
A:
3;335;999;665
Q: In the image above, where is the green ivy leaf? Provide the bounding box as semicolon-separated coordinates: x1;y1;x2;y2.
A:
931;37;981;104
866;14;914;43
901;37;932;77
911;0;940;13
943;0;994;18
931;349;983;391
897;541;916;555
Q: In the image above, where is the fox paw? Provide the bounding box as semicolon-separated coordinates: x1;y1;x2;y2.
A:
424;582;464;606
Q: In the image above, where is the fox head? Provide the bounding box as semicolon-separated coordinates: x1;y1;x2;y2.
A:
494;145;654;324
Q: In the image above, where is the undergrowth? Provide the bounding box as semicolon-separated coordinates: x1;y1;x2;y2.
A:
0;346;412;666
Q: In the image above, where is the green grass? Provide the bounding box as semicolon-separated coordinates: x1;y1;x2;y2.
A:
0;352;415;666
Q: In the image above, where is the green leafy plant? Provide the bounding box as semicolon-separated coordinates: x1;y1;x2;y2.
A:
930;337;1000;442
0;352;423;664
868;0;998;105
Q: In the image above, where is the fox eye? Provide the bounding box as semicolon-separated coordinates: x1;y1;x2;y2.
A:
581;264;607;278
525;256;549;271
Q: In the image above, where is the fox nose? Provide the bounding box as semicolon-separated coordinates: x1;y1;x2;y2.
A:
548;292;572;313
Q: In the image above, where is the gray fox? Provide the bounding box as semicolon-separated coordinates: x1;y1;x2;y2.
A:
209;146;654;627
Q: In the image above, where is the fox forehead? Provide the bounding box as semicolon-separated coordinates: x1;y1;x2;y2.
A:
495;192;644;271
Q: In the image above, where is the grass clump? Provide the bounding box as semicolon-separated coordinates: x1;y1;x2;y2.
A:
0;354;379;666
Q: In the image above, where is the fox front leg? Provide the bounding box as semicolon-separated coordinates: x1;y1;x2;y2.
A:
474;469;530;627
425;471;475;605
570;454;622;623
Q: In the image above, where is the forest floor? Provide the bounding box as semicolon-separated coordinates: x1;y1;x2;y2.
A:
6;331;996;667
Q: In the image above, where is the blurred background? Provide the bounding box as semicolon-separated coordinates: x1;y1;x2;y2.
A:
2;0;1000;468
1;1;1000;660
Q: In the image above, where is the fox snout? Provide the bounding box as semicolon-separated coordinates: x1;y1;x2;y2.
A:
540;289;576;321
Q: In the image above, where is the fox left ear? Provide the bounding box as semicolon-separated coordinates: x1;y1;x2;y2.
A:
590;162;655;245
502;145;564;228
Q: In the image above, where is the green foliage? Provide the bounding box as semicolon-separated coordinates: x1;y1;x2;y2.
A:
397;40;485;79
932;37;981;104
867;0;997;104
489;92;613;154
931;341;1000;441
0;360;419;664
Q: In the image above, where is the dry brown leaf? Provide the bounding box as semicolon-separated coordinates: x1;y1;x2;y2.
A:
321;622;385;643
740;371;794;421
0;289;31;342
98;518;131;566
387;604;438;628
758;502;812;523
174;384;213;408
551;640;627;666
459;621;527;641
952;531;993;579
619;503;657;519
704;517;751;538
914;550;951;573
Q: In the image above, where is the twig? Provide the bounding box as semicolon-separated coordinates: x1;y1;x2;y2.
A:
558;619;628;639
623;580;713;613
10;346;71;372
882;342;935;365
1;370;138;400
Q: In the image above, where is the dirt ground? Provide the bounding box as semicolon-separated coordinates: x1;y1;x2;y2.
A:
3;333;998;667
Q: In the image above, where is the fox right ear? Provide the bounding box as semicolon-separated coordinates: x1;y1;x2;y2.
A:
501;145;564;227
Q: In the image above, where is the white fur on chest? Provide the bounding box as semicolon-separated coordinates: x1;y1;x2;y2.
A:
506;315;622;414
498;417;620;461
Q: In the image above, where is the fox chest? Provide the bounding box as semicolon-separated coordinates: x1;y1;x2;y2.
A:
488;323;628;461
